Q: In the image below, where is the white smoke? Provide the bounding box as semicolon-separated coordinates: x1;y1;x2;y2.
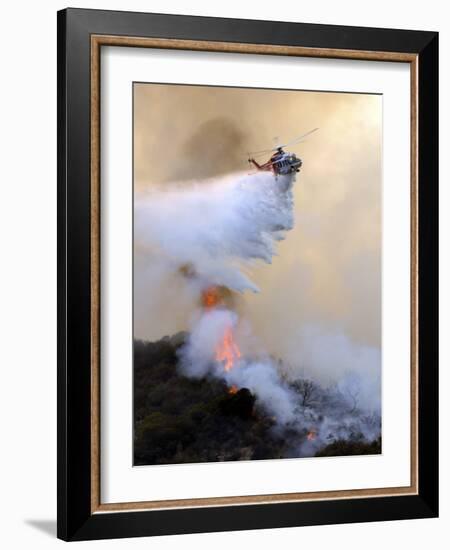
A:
179;307;298;425
135;169;381;454
180;308;239;379
225;362;297;424
284;325;382;412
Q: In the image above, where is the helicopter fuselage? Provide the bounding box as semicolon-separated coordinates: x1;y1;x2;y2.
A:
249;148;302;175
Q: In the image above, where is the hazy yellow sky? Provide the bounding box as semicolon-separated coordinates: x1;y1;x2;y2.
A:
134;83;381;355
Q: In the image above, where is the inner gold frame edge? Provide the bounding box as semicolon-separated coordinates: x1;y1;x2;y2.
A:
90;34;419;514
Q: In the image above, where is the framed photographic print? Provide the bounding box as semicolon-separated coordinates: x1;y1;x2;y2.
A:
57;8;438;541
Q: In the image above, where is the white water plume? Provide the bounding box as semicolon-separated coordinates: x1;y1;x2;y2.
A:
134;171;295;293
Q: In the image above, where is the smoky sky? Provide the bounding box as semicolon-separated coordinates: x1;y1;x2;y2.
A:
133;83;382;360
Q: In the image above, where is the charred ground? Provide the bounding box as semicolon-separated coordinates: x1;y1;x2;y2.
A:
134;334;381;466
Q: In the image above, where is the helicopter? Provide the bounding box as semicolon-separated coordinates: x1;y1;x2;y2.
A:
248;128;318;176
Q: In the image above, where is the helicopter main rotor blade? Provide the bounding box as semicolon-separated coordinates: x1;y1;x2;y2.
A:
279;127;319;149
248;128;318;157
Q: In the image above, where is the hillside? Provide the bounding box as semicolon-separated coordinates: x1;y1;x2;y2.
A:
133;334;381;465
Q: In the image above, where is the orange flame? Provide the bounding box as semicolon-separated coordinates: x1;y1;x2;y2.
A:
202;286;221;309
202;285;241;371
215;325;241;372
228;385;238;395
307;430;317;441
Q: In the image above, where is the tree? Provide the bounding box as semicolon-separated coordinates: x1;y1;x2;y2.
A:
345;382;360;413
292;379;317;407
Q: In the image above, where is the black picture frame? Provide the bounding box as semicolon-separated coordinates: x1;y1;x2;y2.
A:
57;7;438;541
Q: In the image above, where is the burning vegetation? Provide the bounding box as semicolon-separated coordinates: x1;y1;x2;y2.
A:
134;335;280;465
133;334;381;466
214;318;241;372
202;285;242;372
135;258;381;466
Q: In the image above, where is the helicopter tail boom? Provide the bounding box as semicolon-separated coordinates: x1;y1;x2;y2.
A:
248;158;265;171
